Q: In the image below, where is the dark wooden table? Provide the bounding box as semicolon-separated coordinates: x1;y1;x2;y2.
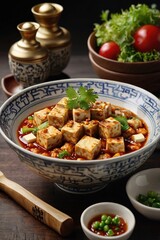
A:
0;50;160;240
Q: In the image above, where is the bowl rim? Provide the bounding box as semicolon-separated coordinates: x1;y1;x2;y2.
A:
126;168;160;212
88;32;160;65
0;78;159;164
89;53;160;78
80;201;136;239
1;74;13;97
1;73;23;97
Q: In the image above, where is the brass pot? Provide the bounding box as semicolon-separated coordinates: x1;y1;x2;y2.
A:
32;3;71;76
8;22;50;88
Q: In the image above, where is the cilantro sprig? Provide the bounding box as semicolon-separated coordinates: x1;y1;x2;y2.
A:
66;86;98;110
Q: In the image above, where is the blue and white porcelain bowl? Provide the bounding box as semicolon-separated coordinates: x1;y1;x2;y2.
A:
0;78;160;193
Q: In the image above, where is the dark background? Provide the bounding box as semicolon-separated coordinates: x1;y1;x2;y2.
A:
1;0;160;56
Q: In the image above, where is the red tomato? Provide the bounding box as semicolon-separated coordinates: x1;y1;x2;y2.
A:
133;24;160;52
98;41;120;60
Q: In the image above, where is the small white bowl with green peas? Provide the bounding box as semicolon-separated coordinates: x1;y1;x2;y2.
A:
80;202;135;240
126;168;160;220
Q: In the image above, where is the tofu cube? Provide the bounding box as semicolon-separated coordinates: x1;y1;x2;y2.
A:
114;108;132;118
33;108;50;126
127;117;143;129
131;133;145;142
75;135;101;160
114;109;124;116
99;117;121;138
106;137;125;154
56;97;68;108
56;97;72;118
73;108;90;122
23;133;36;143
37;126;62;150
61;120;84;144
48;105;68;129
91;101;111;120
82;120;99;137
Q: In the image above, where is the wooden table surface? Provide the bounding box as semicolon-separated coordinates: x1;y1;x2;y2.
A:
0;50;160;240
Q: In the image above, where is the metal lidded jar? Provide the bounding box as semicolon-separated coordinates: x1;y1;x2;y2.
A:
8;22;50;88
31;2;71;77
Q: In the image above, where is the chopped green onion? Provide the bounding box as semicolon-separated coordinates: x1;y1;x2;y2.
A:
137;191;160;208
21;121;49;134
21;127;36;134
28;116;33;120
114;116;129;131
58;150;70;159
37;121;49;130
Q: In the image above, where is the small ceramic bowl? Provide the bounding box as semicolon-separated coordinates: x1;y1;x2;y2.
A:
1;74;23;98
126;168;160;220
80;202;136;240
87;32;160;93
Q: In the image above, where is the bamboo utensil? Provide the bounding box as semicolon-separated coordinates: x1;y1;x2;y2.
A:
0;171;74;236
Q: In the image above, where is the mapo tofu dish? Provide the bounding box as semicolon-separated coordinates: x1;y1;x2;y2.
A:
18;86;148;160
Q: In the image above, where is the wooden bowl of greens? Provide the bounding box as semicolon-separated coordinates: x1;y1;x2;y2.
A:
87;4;160;92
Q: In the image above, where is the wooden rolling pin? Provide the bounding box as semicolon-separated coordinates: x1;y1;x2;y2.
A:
0;171;74;237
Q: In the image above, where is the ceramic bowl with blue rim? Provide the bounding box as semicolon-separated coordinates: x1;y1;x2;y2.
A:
0;78;160;193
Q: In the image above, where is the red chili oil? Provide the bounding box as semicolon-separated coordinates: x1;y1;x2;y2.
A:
88;213;128;236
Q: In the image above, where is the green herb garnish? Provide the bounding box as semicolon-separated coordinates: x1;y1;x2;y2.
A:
21;121;49;134
58;150;70;159
137;191;160;208
28;116;33;120
114;116;129;131
66;86;98;110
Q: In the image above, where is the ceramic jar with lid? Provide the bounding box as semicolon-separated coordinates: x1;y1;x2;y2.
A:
8;22;50;88
31;2;71;77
